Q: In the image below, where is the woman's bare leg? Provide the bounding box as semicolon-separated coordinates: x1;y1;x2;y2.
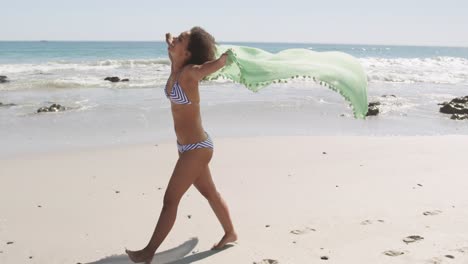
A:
126;148;211;263
193;165;237;249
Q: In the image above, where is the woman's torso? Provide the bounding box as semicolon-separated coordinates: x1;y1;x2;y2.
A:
165;70;206;145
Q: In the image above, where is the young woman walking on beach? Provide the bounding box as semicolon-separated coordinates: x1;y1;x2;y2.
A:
125;27;237;263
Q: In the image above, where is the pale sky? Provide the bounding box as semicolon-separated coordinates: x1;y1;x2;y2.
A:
1;0;467;46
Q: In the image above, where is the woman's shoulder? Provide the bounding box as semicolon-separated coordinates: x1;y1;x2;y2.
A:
179;65;199;82
178;65;199;90
182;64;199;75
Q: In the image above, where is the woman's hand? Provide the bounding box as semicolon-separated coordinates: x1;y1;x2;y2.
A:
219;52;229;66
186;52;229;81
165;33;173;46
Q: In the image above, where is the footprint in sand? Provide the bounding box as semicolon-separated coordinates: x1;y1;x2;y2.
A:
360;219;385;225
254;259;279;264
427;248;468;264
454;247;468;253
290;227;316;235
427;257;443;264
361;220;372;225
423;210;442;216
403;235;424;244
425;251;458;262
383;250;405;257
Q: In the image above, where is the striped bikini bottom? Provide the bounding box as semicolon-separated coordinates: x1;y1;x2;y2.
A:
177;132;214;153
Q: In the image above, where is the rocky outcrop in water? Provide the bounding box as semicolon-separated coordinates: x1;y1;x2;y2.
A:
104;77;130;82
367;101;381;116
439;96;468;120
104;77;120;82
0;75;9;83
0;102;17;107
451;114;468;120
37;103;67;113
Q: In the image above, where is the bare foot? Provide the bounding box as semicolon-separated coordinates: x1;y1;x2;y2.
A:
125;247;155;264
212;232;238;250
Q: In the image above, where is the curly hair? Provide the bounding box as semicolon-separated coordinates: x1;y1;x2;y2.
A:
185;26;217;65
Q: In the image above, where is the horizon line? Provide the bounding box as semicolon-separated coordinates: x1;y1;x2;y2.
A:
0;40;467;48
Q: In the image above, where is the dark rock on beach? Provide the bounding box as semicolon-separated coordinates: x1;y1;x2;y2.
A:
104;76;120;82
366;101;380;116
0;75;9;83
104;76;130;82
440;102;468;114
37;103;67;113
439;96;468;113
0;102;17;107
450;96;468;104
451;114;468;120
439;96;468;120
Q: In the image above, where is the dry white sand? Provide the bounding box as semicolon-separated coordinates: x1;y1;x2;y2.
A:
1;136;468;264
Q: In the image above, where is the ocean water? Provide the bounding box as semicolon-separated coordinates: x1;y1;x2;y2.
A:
1;41;468;157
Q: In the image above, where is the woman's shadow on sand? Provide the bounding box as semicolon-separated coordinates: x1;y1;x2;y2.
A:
87;238;233;264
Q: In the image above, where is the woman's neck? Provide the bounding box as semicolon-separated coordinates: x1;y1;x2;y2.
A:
171;60;186;74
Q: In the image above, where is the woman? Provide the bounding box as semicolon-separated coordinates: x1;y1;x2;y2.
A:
125;27;237;263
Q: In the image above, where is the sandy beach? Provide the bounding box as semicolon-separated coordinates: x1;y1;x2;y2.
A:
1;135;467;264
2;2;468;263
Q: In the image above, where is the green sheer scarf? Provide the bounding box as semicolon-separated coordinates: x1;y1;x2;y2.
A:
207;45;368;118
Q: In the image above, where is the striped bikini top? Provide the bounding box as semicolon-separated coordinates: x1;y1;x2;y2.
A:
165;80;192;105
